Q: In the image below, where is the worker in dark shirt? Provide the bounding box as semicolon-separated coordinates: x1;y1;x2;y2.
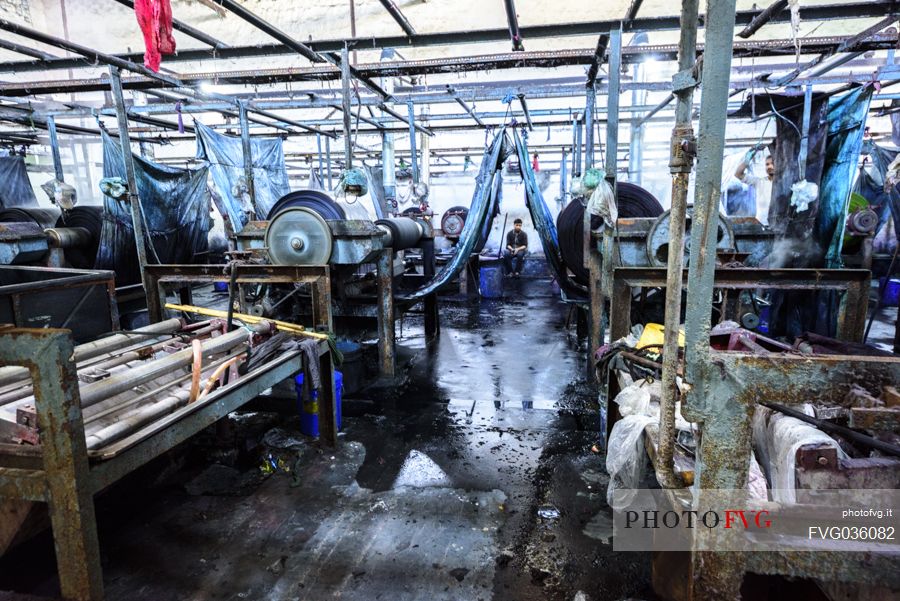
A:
503;218;528;277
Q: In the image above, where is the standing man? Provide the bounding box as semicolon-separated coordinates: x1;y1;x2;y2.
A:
733;149;776;223
503;218;528;277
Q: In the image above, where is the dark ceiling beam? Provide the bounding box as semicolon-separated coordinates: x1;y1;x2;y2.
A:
586;0;643;87
737;0;788;39
4;33;894;97
208;0;391;100
503;0;525;51
378;0;416;37
110;0;230;49
1;1;887;73
0;37;58;60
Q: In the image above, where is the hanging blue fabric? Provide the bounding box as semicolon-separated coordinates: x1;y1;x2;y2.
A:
400;128;512;302
818;86;874;268
194;121;291;233
513;129;586;299
98;128;211;285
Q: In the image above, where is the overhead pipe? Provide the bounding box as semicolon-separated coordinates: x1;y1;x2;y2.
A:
657;0;699;490
503;0;525;51
518;93;534;130
111;0;230;49
378;0;417;36
737;0;788;38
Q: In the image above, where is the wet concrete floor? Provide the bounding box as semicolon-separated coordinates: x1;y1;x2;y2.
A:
0;276;653;601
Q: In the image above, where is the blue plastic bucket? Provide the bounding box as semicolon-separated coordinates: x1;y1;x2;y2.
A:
294;371;343;437
479;265;503;298
881;278;900;307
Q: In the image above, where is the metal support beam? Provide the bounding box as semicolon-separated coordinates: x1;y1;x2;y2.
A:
111;0;230;49
46;115;65;182
798;83;813;176
604;28;622;179
238;101;256;216
109;66;153;306
380;102;434;136
584;84;596;169
341;45;354;170
208;0;322;63
574;116;583;176
1;3;889;72
0;37;57;60
682;0;739;429
376;249;396;377
737;0;788;38
658;0;700;491
326;136;333;189
503;0;525;51
406;100;420;183
378;0;417;36
587;0;643;87
447;87;485;127
518;93;534;131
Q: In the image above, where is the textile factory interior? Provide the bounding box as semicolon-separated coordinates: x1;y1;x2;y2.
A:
0;0;899;600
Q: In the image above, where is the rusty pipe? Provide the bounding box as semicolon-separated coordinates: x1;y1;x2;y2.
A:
0;318;183;389
656;0;699;490
78;322;269;409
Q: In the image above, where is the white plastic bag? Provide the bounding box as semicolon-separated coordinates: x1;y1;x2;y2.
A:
606;415;655;506
790;180;819;213
767;413;846;503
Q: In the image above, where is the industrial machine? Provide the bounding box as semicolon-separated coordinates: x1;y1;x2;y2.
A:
0;206;101;269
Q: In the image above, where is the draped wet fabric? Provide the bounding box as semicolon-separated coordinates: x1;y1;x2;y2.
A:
761;86;874;338
400;129;512;302
854;141;899;241
195;121;290;232
819;86;873;268
99;129;210;285
513;129;586;299
0;156;37;208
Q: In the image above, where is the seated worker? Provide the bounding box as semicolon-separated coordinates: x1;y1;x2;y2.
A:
503;218;528;277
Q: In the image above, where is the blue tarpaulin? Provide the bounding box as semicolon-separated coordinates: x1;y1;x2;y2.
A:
820;86;874;268
0;155;37;208
195;121;290;232
513;129;586;298
98;129;211;285
400;129;512;302
855;141;900;242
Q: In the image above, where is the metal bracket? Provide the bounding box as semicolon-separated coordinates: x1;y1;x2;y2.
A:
672;68;698;94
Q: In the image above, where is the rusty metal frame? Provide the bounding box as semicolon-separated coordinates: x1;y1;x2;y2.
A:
0;324;335;600
144;264;333;333
0;265;119;340
608;267;870;343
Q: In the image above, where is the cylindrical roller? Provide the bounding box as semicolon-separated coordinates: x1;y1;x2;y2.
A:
0;207;61;229
265;207;333;265
56;205;102;269
441;206;468;238
375;217;424;251
556;182;663;284
44;227;92;249
267;189;346;221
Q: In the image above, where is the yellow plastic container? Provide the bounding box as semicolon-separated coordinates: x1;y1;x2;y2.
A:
637;323;684;350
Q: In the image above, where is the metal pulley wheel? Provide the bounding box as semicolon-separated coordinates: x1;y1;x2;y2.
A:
441;205;468;238
265;207;333;265
646;206;735;267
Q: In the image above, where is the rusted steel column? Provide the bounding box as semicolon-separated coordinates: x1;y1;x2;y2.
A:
376;248;396;377
47;115;65;182
657;0;699;490
311;269;334;332
683;0;740;421
109;65;152;297
341;45;353;169
238;101;256;215
3;330;103;600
